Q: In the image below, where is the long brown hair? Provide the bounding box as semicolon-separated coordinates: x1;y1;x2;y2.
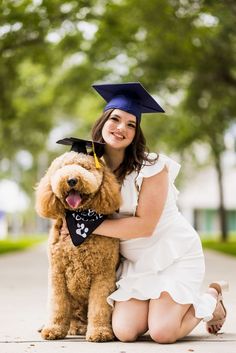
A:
91;109;158;183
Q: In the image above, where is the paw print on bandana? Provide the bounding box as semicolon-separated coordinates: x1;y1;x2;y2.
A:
76;223;89;238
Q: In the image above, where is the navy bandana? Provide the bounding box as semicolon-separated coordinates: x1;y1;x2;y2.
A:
65;209;106;246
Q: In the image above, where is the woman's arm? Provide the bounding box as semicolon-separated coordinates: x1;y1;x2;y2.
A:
95;167;168;239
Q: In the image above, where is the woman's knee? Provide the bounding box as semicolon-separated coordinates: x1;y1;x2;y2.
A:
112;322;138;342
149;324;178;344
112;299;148;342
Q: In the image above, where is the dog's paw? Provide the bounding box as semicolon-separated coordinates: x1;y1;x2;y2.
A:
86;326;114;342
41;325;67;340
68;324;87;336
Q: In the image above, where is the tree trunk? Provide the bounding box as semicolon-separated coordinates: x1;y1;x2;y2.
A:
213;151;228;242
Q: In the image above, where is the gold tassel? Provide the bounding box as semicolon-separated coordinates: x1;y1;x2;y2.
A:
92;142;101;169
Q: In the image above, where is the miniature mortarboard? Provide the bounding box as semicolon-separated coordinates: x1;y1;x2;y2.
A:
92;82;164;122
56;137;105;168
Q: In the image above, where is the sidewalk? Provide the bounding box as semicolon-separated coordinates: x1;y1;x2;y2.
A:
0;242;235;353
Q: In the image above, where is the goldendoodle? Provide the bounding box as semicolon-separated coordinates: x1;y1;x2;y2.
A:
35;150;121;341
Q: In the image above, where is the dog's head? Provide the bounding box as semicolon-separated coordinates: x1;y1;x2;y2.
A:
51;152;104;210
35;151;121;219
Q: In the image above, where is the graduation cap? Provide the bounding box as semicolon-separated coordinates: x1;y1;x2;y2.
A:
56;137;105;168
92;82;164;122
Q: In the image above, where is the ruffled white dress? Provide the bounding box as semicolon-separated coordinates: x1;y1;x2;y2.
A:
107;153;216;321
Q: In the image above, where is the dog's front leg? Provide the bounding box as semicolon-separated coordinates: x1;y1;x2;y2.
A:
41;271;72;340
86;274;115;342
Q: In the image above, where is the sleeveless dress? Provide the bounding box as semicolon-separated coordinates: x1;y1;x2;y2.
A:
107;153;216;321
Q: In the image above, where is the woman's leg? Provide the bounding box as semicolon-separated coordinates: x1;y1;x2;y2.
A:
112;287;224;343
148;292;201;343
148;287;220;344
112;299;149;342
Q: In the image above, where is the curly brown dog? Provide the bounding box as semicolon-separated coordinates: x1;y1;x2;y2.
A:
35;151;121;342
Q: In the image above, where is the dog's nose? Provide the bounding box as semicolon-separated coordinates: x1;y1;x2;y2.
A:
67;178;78;187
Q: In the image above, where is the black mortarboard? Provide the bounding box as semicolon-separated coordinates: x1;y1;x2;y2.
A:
92;82;164;122
56;137;105;168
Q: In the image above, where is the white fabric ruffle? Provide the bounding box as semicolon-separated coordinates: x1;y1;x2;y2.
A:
136;153;181;186
135;153;181;201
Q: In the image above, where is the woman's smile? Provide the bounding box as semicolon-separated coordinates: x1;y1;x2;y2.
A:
111;131;125;140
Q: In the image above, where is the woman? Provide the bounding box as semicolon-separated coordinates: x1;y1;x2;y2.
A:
68;82;227;343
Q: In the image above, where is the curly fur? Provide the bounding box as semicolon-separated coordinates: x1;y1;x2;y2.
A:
35;151;121;342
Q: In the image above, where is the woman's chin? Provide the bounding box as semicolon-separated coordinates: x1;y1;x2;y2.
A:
103;131;128;146
108;142;128;150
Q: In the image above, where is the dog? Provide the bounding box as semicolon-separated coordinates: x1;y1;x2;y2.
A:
35;150;121;342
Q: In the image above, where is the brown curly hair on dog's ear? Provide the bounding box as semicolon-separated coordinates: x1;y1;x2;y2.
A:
35;156;65;219
91;166;121;215
35;174;64;219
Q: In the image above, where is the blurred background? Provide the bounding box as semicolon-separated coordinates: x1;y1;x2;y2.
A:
0;0;236;248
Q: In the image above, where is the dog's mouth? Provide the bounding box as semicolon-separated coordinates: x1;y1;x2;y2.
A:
65;190;83;209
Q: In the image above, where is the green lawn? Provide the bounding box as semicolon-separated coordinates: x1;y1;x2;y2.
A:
202;239;236;257
1;235;236;258
0;235;47;255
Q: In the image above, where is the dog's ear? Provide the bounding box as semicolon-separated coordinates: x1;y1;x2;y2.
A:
92;167;121;214
35;156;65;219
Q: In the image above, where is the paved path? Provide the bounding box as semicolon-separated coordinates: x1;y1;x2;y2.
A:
0;242;235;353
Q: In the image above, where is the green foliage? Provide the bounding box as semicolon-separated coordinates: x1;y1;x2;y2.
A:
0;0;102;161
2;0;235;161
202;238;236;257
0;0;105;195
0;0;235;239
0;235;47;255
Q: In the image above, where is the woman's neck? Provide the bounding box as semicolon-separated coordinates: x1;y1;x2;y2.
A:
103;146;125;172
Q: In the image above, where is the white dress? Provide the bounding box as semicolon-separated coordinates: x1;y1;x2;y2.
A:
107;153;216;321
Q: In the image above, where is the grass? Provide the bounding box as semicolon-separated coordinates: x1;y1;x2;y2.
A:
1;234;236;258
0;235;47;255
202;238;236;257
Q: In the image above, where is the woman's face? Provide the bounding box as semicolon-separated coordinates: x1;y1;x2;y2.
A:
102;109;136;150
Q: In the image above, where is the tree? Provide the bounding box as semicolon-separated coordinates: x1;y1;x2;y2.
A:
88;0;236;240
0;0;103;160
180;1;236;241
0;0;105;196
1;0;235;240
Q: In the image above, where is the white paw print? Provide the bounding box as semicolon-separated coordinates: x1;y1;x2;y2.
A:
76;223;89;238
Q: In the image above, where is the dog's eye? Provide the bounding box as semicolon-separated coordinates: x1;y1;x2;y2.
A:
80;163;93;171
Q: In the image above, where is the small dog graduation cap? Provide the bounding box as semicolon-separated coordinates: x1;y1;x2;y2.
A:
92;82;164;122
57;137;105;168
